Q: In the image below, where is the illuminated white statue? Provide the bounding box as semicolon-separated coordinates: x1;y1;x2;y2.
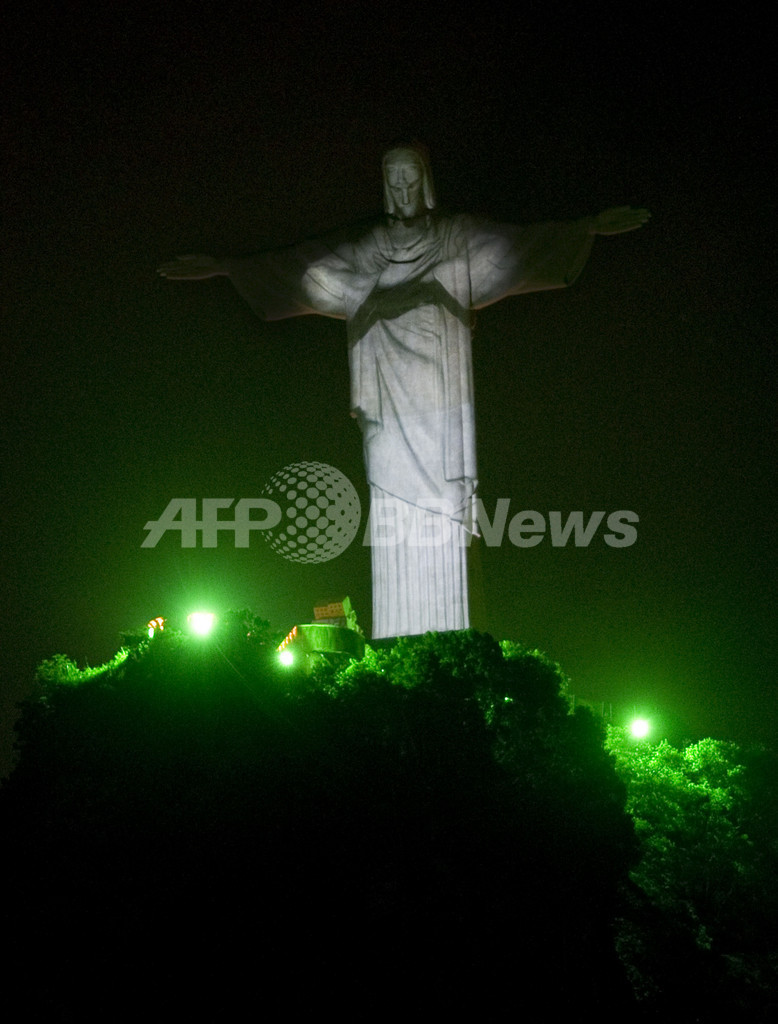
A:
159;145;648;638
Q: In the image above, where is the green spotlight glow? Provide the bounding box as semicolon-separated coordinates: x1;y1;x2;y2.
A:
188;611;216;637
630;717;651;739
278;649;294;667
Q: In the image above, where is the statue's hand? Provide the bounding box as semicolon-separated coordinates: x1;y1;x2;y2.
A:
156;254;227;279
590;206;651;235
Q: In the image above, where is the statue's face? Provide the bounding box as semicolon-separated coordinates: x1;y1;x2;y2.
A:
383;149;426;218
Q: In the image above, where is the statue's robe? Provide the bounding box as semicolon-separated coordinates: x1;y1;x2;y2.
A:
228;213;594;638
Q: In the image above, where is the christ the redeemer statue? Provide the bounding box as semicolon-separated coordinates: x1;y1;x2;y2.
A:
158;144;649;639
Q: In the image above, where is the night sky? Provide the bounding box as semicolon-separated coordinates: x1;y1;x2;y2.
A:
2;3;774;767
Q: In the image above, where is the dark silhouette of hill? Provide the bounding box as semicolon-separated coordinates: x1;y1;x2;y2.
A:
5;616;773;1018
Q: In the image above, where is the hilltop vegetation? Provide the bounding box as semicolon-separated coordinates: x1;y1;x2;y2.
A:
3;616;775;1018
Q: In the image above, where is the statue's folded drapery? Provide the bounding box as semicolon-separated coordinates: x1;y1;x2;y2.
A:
228;214;594;637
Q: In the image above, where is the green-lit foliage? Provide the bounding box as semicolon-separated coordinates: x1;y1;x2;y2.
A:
35;648;130;686
4;622;775;1019
607;728;778;1017
331;630;636;977
609;731;752;932
3;623;637;1016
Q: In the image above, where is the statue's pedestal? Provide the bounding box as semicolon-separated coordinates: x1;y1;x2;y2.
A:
278;623;365;671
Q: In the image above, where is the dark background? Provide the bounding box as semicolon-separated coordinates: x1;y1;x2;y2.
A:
1;2;774;769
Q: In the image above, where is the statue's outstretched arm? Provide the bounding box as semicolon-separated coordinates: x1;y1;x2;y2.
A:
590;206;651;235
157;254;229;280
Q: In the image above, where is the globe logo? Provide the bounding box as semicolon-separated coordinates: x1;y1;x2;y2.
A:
260;462;361;563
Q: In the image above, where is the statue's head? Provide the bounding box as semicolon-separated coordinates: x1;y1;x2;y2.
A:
382;143;436;218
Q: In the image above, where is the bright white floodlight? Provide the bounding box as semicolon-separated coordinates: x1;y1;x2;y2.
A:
188;611;216;637
630;717;651;739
